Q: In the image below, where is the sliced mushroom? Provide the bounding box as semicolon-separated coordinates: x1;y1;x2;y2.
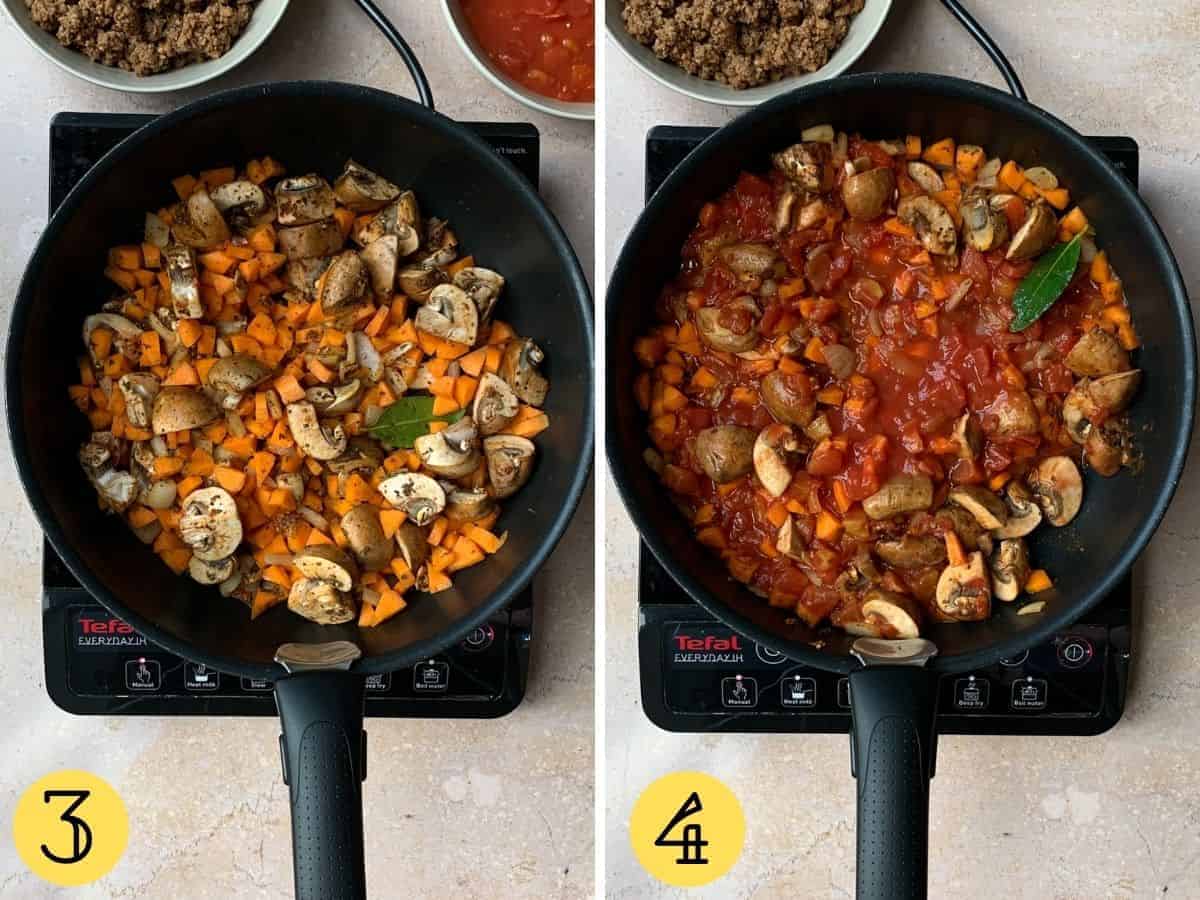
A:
144;211;170;248
1029;456;1083;527
275;175;336;226
1006;202;1058;261
285;258;333;298
952;413;983;460
483;435;536;499
285;401;347;460
872;535;947;569
472;372;519;435
752;424;798;498
179;487;242;561
842;167;895;221
898;195;957;256
694;426;756;484
333;160;401;212
991;539;1031;602
906;161;945;194
209;180;272;230
821;343;856;380
397;261;449;301
352;194;422;252
772;142;834;192
1023;166;1059;190
960;193;1009;252
288;577;357;625
936;550;992;621
719;243;778;277
986;389;1040;438
1084;424;1125;476
1062;370;1141;444
862;474;934;520
189;555;235;586
151;386;219;435
319;250;369;312
326;437;384;475
206;353;271;394
498;338;549;406
93;469;138;513
761;371;816;427
976;157;1003;188
394;521;431;572
277;472;305;503
78;433;118;471
164;244;203;318
948;485;1008;531
774;190;797;233
360;234;399;298
349;331;383;383
695;297;760;353
417;218;458;266
306;379;363;415
293;544;358;592
171;187;231;249
775;516;804;560
340;504;391;572
445;488;497;524
415;284;479;345
118;373;160;429
994;482;1043;538
415;420;481;478
380;471;447;524
861;589;922;639
278;219;345;260
453;267;505;324
797;198;830;230
1065;328;1130;377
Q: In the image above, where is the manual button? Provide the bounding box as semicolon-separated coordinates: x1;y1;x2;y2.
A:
720;675;758;709
1011;677;1048;711
125;657;161;692
953;676;989;711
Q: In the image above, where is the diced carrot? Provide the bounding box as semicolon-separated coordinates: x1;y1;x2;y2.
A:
1090;251;1112;285
164;362;200;386
211;466;246;494
372;589;407;625
258;252;287;277
153;456;185;477
955;144;985;181
109;245;142;270
1060;206;1089;235
305;529;335;547
459;347;488;378
333;207;356;237
238;258;261;283
345;474;374;504
251;591;285;619
432;395;460;416
247;224;277;252
448;538;486;571
922;137;955;169
904;135;921;159
247;313;277;346
104;266;137;292
815;510;842;542
230;335;264;359
427;517;449;547
185;449;215;477
883;217;915;238
453;376;479;409
429;375;457;398
176;475;203;499
425;569;453;593
379;508;407;539
274;373;305;403
199;250;236;274
176;318;204;348
504;412;549;438
141;242;162;269
446;255;475;276
171;174;198;199
158;548;191;576
358;603;377;628
999;160;1026;192
462;523;503;554
127;506;158;528
1025;570;1053;593
1040;187;1070;210
199;166;235;188
139;331;163;366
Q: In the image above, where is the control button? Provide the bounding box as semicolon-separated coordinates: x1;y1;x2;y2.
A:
1011;677;1048;710
365;673;392;692
241;676;273;692
184;662;219;692
755;643;787;665
999;650;1029;667
125;658;161;691
780;675;817;709
953;676;990;711
462;624;495;652
1058;636;1094;669
720;675;758;709
837;677;851;709
414;660;449;693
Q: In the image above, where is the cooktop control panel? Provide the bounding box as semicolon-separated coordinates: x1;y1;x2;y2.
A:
638;545;1130;736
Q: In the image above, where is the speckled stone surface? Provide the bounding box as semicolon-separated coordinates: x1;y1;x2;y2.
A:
0;3;594;897
605;2;1200;897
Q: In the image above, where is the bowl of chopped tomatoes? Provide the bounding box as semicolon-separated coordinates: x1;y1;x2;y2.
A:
442;0;595;121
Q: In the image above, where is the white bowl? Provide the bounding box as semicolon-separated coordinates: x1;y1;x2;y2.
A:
1;0;289;93
440;0;594;122
606;0;892;107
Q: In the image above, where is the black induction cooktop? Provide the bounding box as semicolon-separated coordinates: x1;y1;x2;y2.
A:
42;112;538;718
637;125;1138;736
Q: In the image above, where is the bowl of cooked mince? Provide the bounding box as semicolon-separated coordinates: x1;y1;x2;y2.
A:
634;125;1140;639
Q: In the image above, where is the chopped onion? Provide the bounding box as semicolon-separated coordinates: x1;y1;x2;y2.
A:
226;411;247;438
1018;601;1046;616
218;571;243;597
364;404;384;427
298;506;329;531
217;318;247;336
351;332;382;381
132;520;162;544
1079;236;1097;264
143;480;177;509
361;587;380;608
150;436;169;457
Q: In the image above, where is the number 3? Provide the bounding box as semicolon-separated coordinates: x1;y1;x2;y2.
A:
41;790;93;865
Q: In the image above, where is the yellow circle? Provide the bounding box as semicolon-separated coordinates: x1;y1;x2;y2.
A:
12;770;129;887
629;771;745;887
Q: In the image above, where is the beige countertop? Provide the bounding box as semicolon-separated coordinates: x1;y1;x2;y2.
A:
0;3;594;898
604;2;1200;897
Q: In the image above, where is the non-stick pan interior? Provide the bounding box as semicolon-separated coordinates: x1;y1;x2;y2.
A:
10;82;592;678
607;74;1193;674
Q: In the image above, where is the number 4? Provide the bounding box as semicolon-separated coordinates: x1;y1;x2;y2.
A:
41;790;93;865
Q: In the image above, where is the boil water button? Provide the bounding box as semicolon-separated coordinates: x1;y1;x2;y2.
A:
1011;677;1048;711
414;660;449;692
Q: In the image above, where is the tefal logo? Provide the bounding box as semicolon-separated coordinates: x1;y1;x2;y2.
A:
673;634;742;652
78;617;135;635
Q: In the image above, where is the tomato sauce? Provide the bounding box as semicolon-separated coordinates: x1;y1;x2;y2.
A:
634;134;1139;632
461;0;594;103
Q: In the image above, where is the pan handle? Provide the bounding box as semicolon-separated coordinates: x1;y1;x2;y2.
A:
848;640;939;900
275;668;368;900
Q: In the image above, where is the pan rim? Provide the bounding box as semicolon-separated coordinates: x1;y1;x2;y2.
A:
605;72;1196;675
8;79;594;679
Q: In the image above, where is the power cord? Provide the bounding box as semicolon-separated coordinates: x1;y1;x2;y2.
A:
939;0;1027;100
352;0;437;110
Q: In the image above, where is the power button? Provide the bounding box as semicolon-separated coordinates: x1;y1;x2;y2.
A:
462;624;495;652
1058;636;1094;669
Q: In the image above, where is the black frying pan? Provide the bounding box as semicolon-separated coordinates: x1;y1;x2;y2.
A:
8;81;593;899
606;73;1194;898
